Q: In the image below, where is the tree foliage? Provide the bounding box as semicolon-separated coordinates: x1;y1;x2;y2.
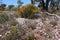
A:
8;5;14;10
17;0;23;7
34;0;60;11
0;4;6;11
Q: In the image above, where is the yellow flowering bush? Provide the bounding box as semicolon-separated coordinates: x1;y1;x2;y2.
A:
17;4;39;19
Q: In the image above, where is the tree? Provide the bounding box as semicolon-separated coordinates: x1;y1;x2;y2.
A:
0;4;6;10
55;0;60;10
8;5;14;10
31;0;35;4
50;0;54;9
35;0;46;11
17;0;23;7
35;0;50;11
50;0;60;10
46;0;50;11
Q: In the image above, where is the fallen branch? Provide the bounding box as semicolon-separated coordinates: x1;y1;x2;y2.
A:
43;12;60;19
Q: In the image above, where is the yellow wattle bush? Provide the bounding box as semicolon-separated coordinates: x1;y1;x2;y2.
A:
17;4;39;19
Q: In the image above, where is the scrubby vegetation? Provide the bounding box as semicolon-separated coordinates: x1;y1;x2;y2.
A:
17;4;40;19
0;13;9;24
0;0;60;40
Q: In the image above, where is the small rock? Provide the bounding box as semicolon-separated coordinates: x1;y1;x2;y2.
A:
0;35;2;37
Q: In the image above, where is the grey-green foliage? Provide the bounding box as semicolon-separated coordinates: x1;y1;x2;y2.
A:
5;27;19;40
0;13;9;24
28;24;36;30
9;21;17;26
4;24;36;40
25;34;35;40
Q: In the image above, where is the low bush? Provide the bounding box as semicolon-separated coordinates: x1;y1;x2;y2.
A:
0;7;2;11
28;24;36;30
0;13;9;24
5;27;18;40
25;34;35;40
17;4;39;19
9;21;17;26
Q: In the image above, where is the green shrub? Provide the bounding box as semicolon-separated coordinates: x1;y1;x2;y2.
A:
25;34;35;40
5;27;18;40
0;7;3;11
0;13;9;24
17;4;39;19
28;24;36;30
9;21;17;26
